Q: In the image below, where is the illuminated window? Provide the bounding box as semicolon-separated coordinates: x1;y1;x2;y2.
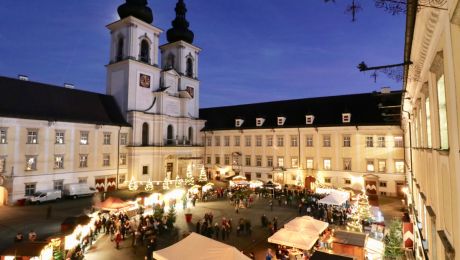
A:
394;136;403;148
343;158;351;171
215;155;221;164
378;160;386;173
25;183;36;196
0;156;6;173
395;160;405;173
206;136;212;146
27;130;38;144
277;157;284;167
291;157;299;168
323;159;331;170
366;160;375;172
25;156;37;171
0;128;6;144
306;158;314;169
80;131;89;145
277;136;284;147
120;133;128;145
54;155;64;169
119;153;127;165
55;131;65;144
425;98;432;148
377;136;385;147
366;136;374;147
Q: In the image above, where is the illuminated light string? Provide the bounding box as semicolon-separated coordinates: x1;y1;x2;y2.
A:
128;176;186;191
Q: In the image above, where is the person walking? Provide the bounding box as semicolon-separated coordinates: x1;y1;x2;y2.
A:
115;231;122;249
214;223;220;240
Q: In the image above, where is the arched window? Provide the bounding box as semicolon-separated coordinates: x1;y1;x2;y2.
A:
142;123;149;146
140;40;150;63
116;38;124;62
167;125;174;144
186;58;193;77
188;127;193;144
166;54;175;69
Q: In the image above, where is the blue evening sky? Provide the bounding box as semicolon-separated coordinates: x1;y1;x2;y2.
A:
0;0;405;108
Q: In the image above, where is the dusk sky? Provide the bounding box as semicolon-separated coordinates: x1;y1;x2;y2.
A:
0;0;405;108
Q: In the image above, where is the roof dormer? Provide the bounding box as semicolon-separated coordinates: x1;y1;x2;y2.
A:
256;118;265;127
277;117;286;126
342;113;351;123
235;119;244;127
305;115;315;125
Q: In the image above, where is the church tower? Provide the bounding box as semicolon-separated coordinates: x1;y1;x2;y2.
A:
160;0;201;118
105;0;205;184
106;0;163;115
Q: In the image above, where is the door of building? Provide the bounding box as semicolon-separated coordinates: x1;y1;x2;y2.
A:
106;177;117;191
95;178;105;192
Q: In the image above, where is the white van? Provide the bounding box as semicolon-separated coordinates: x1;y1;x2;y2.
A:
29;190;62;204
63;183;96;199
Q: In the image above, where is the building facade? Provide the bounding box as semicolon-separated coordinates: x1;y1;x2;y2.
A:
0;0;204;205
403;1;460;259
200;90;406;197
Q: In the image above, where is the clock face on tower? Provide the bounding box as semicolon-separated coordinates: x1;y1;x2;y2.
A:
139;73;151;88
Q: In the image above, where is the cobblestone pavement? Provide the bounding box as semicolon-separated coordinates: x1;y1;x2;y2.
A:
0;190;405;260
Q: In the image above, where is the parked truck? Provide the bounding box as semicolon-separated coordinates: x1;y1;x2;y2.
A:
63;183;96;199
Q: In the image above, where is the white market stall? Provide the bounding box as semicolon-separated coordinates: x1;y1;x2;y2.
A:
284;216;329;235
318;191;349;206
365;237;385;260
153;232;250;260
268;228;318;251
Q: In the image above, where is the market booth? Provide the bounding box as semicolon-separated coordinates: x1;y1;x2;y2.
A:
0;242;52;260
153;232;250;260
268;228;318;258
331;230;367;260
284;216;329;235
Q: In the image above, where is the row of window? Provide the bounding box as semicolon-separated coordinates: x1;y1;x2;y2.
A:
235;113;351;128
0;153;127;173
205;135;403;148
206;155;405;173
413;73;449;150
0;129;128;146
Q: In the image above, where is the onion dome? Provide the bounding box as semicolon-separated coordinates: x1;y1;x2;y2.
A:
167;0;194;44
118;0;153;24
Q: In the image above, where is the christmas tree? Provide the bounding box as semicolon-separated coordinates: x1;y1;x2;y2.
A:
163;176;170;190
198;165;208;183
128;176;138;191
166;206;177;229
347;193;374;232
384;219;404;259
144;179;153;192
184;164;195;186
175;175;183;188
295;170;303;187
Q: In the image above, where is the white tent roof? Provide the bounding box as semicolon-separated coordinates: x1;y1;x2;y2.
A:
365;237;384;260
268;228;318;251
318;192;348;206
284;216;329;235
152;232;250;260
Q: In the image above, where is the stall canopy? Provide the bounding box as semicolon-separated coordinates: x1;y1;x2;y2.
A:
333;230;368;247
284;216;329;235
318;192;348;206
365;237;384;260
153;232;250;260
93;197;131;211
268;228;318;251
0;241;48;258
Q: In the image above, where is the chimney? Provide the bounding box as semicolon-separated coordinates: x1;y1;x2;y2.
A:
18;75;29;81
64;83;75;89
380;86;391;94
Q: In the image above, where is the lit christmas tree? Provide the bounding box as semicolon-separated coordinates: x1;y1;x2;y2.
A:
163;175;170;190
295;169;304;187
347;193;374;232
144;179;153;192
198;165;208;183
175;175;183;188
128;176;138;191
184;164;195;186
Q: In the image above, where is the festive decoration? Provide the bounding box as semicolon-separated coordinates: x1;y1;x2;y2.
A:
295;169;304;187
145;179;154;192
163;176;170;190
384;219;404;258
347;193;374;232
184;164;195;186
166;206;177;229
175;175;183;188
198;165;208;183
128;176;139;191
